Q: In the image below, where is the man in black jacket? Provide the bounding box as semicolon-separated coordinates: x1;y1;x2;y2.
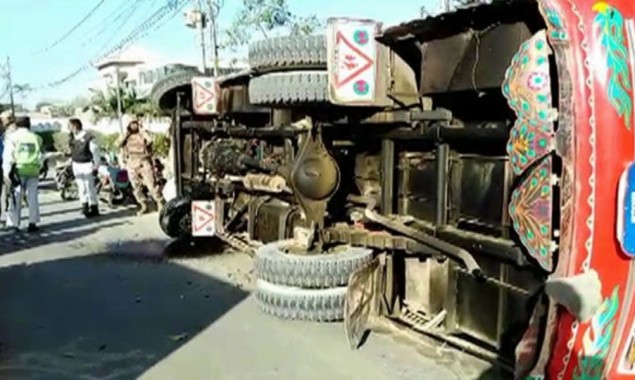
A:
68;118;101;218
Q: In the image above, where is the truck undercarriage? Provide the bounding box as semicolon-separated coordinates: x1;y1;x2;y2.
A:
153;0;564;377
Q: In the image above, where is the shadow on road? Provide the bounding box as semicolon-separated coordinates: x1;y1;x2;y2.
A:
0;246;248;379
0;208;136;255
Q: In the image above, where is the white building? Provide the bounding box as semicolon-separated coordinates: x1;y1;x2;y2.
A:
91;46;188;98
91;45;244;99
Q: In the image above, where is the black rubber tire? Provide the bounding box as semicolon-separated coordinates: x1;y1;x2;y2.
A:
39;160;48;181
255;280;346;322
248;71;328;106
60;186;77;201
149;69;200;113
159;197;192;239
248;35;327;69
255;240;373;288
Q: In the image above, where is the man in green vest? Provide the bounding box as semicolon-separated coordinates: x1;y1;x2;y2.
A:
1;116;42;232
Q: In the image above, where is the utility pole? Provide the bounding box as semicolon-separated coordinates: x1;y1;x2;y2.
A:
185;4;208;74
197;0;207;74
206;0;222;77
444;0;452;11
6;56;15;116
115;66;123;133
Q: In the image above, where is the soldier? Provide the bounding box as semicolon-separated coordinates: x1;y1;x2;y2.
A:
68;118;101;218
2;116;42;232
119;120;165;215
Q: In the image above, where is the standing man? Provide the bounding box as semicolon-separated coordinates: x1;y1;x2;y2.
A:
68;118;101;218
0;120;5;222
2;116;42;232
119;119;165;215
0;112;16;219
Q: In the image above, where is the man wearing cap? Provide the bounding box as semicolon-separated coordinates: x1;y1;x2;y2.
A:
2;116;42;232
118;119;165;215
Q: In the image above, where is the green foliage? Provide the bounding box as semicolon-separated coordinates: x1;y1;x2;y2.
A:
12;84;32;103
151;132;169;158
51;130;169;158
90;131;120;154
35;131;56;152
52;132;70;154
89;86;160;120
224;0;321;50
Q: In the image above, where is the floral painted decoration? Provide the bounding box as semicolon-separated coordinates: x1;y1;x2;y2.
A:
507;119;555;175
593;2;633;130
573;286;620;380
509;156;557;272
503;30;557;124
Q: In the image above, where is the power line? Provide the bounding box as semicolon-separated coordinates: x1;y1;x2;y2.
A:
94;0;151;52
37;0;108;54
46;0;189;88
79;0;151;49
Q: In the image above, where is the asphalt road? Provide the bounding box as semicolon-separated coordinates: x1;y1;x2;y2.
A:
0;184;502;380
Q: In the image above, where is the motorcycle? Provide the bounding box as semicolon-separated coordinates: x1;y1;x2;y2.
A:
152;158;167;191
40;158;48;181
55;159;77;201
96;155;134;208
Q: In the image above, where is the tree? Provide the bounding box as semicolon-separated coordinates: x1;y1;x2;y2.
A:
224;0;321;50
89;85;159;119
12;83;33;105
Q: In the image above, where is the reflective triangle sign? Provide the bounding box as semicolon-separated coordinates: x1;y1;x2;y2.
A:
333;31;374;88
192;77;219;115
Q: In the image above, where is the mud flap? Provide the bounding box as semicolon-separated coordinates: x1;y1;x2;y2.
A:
344;257;382;349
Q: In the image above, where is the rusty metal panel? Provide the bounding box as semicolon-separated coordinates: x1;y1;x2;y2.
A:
396;153;437;223
453;155;513;228
419;33;473;94
453;257;537;351
450;23;533;92
403;258;448;316
418;23;533;95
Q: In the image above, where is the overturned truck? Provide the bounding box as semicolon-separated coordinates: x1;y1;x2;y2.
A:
152;0;635;378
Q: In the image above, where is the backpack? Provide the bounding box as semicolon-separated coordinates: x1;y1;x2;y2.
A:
14;131;42;178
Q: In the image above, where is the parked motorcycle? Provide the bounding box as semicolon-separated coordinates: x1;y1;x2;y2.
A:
96;155;134;208
55;159;77;201
153;158;167;191
40;158;49;181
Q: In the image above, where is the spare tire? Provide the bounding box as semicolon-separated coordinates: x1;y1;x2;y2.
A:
150;70;199;113
248;71;329;106
255;280;346;322
248;35;326;70
255;240;373;288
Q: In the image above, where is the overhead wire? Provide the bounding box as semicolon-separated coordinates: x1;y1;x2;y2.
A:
36;0;108;54
95;0;153;52
79;0;151;49
46;0;190;88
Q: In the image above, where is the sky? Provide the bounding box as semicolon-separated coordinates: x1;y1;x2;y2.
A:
0;0;440;107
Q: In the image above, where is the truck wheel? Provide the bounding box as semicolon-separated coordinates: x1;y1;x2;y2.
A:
159;197;192;239
255;240;373;288
150;69;200;113
248;35;326;70
248;71;328;106
256;280;346;322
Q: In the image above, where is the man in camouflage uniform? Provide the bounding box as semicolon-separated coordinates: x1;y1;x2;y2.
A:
119;120;165;215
